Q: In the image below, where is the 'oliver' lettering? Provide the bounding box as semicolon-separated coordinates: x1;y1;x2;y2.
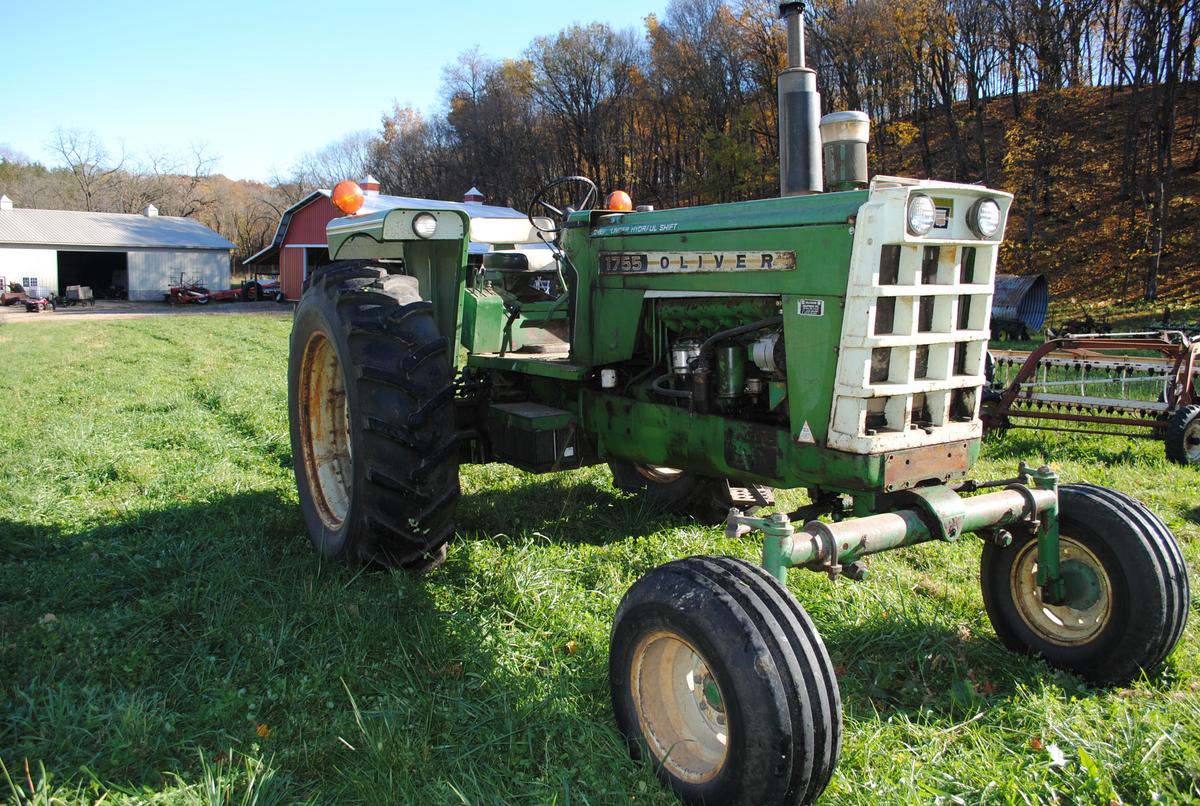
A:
736;254;746;268
760;253;774;269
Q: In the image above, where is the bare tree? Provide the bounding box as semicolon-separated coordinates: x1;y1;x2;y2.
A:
49;128;125;211
291;130;376;189
0;145;33;165
373;104;449;198
526;24;641;188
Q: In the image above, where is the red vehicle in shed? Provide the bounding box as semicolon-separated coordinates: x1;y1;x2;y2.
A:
24;291;55;312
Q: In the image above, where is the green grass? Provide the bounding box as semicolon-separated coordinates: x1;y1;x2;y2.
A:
0;315;1197;804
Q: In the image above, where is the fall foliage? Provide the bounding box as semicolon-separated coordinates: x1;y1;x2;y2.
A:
2;0;1196;301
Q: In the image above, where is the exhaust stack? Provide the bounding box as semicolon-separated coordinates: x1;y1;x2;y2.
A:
778;2;822;196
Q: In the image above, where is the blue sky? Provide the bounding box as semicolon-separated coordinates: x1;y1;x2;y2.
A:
3;0;666;182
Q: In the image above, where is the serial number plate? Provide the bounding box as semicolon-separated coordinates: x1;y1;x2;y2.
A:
599;251;796;274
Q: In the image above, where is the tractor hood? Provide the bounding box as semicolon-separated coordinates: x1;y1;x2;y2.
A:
581;190;869;239
326;193;544;258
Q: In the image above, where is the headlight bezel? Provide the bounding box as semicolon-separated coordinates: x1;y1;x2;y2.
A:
906;194;937;236
412;212;438;239
967;197;1002;239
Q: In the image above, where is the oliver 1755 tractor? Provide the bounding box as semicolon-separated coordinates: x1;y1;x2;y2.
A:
287;5;1188;804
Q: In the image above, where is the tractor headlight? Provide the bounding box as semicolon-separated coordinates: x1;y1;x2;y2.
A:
906;194;937;236
967;198;1002;238
412;212;438;239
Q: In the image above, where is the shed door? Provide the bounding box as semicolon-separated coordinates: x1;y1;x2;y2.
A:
58;251;129;299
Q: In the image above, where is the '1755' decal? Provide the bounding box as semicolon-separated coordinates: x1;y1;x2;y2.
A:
599;251;796;274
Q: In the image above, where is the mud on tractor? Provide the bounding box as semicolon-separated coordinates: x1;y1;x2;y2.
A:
287;5;1188;804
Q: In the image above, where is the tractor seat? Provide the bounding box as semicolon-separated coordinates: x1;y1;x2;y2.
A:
483;249;557;273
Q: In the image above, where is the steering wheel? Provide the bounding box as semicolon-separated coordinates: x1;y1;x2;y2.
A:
528;175;598;237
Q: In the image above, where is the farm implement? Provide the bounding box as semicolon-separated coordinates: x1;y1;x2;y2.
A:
59;285;96;307
241;277;282;301
284;5;1189;804
1;280;28;306
165;279;278;305
986;330;1200;466
165;282;213;305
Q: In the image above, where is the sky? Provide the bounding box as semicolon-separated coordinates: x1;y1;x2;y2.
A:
2;0;667;182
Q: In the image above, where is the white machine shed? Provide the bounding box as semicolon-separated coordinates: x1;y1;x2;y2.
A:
0;196;235;301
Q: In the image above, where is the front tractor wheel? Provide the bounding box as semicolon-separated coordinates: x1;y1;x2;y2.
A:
609;461;773;524
610;556;841;806
980;484;1189;685
288;260;459;571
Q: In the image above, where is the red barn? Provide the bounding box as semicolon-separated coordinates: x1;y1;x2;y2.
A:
244;177;383;300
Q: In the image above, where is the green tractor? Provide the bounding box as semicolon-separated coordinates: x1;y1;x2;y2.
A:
286;5;1188;804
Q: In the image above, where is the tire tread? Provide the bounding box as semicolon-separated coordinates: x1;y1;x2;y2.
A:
290;260;459;572
1164;404;1200;466
980;483;1188;684
610;555;840;805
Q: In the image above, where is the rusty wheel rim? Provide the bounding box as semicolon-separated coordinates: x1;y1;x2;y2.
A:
636;464;685;484
630;630;729;784
1011;535;1112;647
298;330;353;531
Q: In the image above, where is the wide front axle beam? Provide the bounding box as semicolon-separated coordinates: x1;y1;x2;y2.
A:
729;465;1062;596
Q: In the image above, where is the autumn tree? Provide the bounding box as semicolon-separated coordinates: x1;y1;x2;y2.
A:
49;128;124;211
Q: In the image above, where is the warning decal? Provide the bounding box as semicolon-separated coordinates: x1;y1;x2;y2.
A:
797;421;816;444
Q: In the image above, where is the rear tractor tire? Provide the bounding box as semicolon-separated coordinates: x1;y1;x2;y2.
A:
610;556;841;806
288;260;459;571
1165;404;1200;466
980;484;1188;685
609;461;774;525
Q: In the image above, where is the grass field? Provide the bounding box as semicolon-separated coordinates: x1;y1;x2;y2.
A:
0;315;1197;805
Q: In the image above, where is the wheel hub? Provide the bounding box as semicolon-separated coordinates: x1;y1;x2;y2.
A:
690;665;727;735
1059;559;1103;610
630;631;729;783
1011;536;1112;646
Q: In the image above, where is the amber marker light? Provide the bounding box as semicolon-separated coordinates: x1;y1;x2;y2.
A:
332;180;365;215
605;190;633;211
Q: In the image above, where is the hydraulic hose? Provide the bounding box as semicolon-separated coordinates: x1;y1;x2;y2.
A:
651;373;693;399
696;315;784;367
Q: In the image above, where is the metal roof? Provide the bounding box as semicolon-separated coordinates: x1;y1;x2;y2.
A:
243;190;330;267
0;207;236;250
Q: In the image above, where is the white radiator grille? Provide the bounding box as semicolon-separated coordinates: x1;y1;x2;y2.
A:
828;178;1012;454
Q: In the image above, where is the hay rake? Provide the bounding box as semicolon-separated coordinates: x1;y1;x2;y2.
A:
984;331;1200;464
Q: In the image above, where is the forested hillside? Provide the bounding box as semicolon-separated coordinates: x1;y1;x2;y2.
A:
884;83;1200;307
2;0;1195;304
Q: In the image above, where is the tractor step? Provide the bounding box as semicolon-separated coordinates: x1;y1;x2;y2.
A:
728;483;775;509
